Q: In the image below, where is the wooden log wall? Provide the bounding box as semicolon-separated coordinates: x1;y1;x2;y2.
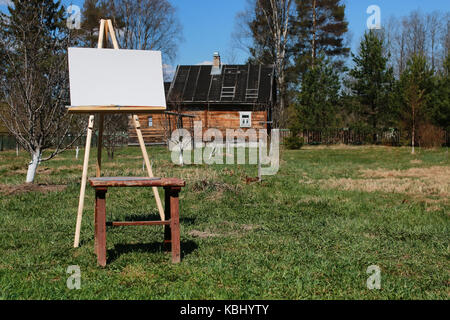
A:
128;113;168;145
128;110;268;145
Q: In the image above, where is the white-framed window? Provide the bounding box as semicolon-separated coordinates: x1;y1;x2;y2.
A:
239;112;251;128
148;116;153;127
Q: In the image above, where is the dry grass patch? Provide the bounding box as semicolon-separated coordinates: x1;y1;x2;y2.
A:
4;165;83;176
178;167;219;182
120;265;154;283
316;166;449;202
191;179;242;202
188;230;220;238
241;224;259;231
361;166;448;180
0;183;67;195
188;222;260;239
54;165;83;172
191;180;240;193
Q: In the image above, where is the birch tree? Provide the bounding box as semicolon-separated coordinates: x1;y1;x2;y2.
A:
254;0;293;127
233;0;294;126
399;55;435;153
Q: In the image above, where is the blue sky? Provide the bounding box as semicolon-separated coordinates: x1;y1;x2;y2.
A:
2;0;450;67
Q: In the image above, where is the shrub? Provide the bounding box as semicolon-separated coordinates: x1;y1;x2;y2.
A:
284;136;304;150
418;123;446;148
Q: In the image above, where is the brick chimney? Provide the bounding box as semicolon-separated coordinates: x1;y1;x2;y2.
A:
213;52;221;68
211;51;222;75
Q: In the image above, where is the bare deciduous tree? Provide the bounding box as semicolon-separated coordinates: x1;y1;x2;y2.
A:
385;11;449;77
443;13;450;60
0;0;84;183
406;11;427;58
426;12;441;70
105;0;183;61
103;114;128;160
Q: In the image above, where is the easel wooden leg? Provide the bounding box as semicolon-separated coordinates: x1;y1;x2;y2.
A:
74;115;95;248
96;114;104;177
132;115;165;221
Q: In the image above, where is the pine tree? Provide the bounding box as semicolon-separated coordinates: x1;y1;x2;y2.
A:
292;56;340;130
432;54;450;131
349;31;394;143
79;0;111;48
246;0;277;65
293;0;349;72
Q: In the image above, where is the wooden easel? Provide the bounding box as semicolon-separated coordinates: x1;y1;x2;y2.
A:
72;19;165;248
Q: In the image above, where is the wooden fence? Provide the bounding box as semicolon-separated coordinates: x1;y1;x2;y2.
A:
0;133;129;151
279;128;402;146
2;129;449;151
0;135;17;151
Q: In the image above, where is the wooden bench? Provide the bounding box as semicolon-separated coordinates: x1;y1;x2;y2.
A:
88;177;185;267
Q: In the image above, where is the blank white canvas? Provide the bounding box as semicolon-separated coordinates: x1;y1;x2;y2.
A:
68;47;166;108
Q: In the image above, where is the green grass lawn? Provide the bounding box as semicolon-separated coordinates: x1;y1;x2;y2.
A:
0;145;448;299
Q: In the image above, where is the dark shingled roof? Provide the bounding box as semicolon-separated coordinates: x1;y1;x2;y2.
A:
167;64;275;105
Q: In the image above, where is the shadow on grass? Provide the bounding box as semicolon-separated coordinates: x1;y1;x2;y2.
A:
107;240;198;264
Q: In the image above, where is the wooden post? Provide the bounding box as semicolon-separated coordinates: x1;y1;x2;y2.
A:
170;187;181;263
96;115;104;177
258;140;262;182
74;115;94;248
133;115;165;220
163;187;171;249
95;188;107;267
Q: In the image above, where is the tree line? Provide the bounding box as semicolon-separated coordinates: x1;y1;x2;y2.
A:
236;0;449;148
0;0;448;184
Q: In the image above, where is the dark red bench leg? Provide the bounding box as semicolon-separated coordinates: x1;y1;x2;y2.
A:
164;187;172;250
163;187;171;250
164;187;181;263
95;188;107;267
170;187;181;263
